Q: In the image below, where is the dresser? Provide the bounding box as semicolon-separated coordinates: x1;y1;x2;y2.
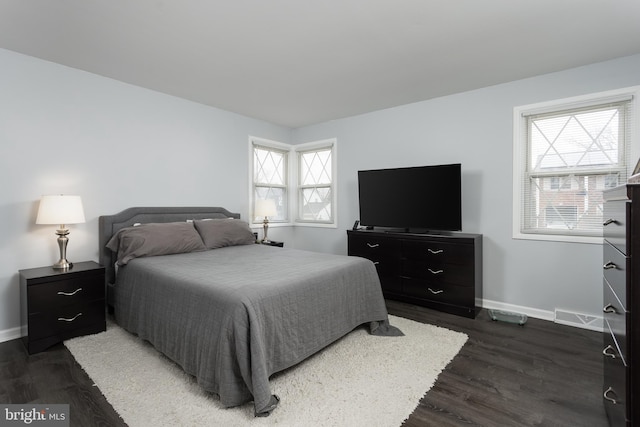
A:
347;230;482;318
602;184;640;426
19;261;106;354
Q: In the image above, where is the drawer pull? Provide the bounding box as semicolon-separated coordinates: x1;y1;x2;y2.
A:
58;313;82;322
603;387;618;404
428;249;443;254
603;261;617;270
366;243;380;248
603;304;618;314
428;268;444;275
57;288;83;296
603;219;618;226
427;288;444;295
602;345;617;359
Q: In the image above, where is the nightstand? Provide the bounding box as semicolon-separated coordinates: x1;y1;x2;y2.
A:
19;261;106;354
262;240;284;247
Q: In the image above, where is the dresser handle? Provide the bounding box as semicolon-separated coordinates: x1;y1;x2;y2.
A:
428;249;443;254
603;219;617;226
57;288;82;296
427;288;444;294
428;268;444;275
58;313;82;322
602;345;617;359
603;262;617;270
603;304;618;314
603;387;618;404
366;243;380;248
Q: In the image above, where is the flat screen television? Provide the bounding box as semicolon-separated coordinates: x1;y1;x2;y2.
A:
357;163;462;232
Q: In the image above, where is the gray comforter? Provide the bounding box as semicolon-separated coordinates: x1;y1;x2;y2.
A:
113;244;400;415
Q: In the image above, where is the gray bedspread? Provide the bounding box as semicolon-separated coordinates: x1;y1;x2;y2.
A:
113;244;400;415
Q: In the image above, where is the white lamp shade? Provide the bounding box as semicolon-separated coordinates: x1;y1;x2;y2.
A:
36;195;86;225
255;199;277;217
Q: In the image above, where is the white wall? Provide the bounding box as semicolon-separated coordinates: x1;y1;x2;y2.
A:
292;53;640;322
0;49;292;340
3;46;640;340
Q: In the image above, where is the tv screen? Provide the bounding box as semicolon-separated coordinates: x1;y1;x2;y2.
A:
357;163;462;231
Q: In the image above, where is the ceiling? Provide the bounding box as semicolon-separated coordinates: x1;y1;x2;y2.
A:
2;0;640;128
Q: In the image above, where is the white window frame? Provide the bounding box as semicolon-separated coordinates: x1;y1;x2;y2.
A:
249;136;293;227
249;136;338;229
294;138;338;228
513;86;640;244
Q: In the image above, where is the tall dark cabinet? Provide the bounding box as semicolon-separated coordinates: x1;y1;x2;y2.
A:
602;183;640;426
347;229;482;318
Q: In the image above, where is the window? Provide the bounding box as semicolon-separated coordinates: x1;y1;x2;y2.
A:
251;138;289;223
296;140;336;224
249;137;337;227
513;87;639;243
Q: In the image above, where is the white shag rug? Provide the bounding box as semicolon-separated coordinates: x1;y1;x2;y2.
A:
65;315;467;427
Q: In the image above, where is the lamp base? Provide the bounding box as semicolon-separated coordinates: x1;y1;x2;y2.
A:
53;227;73;270
262;217;271;243
52;260;73;270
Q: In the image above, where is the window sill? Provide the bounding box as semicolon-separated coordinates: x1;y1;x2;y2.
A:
512;232;603;245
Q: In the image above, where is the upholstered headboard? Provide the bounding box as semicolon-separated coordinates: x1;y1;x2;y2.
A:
98;206;240;287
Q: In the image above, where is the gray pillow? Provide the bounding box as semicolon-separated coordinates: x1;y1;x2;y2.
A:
106;221;206;265
193;218;256;249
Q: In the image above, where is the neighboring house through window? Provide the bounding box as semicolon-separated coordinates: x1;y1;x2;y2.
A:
513;86;639;243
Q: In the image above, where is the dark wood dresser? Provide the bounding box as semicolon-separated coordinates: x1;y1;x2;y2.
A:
19;261;106;354
347;229;482;318
602;183;640;426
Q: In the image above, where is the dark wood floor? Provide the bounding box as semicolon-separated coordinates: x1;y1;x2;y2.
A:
388;300;608;427
0;301;607;427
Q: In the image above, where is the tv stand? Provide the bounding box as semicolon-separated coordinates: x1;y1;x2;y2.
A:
347;229;482;318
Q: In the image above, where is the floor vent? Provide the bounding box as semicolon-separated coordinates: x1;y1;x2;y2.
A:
554;309;603;332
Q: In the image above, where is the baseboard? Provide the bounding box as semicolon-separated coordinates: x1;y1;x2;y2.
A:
0;325;23;344
480;299;603;332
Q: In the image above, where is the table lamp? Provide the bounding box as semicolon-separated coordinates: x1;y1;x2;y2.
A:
255;199;277;243
36;195;86;270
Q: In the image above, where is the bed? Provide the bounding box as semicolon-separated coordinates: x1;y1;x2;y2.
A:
98;207;401;416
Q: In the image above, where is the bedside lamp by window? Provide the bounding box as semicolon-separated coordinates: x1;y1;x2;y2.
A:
36;195;86;270
255;199;277;243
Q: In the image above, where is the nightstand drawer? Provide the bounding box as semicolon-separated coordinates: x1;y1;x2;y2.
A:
28;299;105;340
20;261;106;354
28;276;103;313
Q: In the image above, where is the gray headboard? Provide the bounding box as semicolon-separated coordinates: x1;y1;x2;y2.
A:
98;206;240;287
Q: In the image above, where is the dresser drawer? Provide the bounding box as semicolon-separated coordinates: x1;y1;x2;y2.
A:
27;275;104;314
602;242;628;310
603;325;626;366
603;335;627;427
603;281;627;361
402;277;474;307
402;240;473;265
402;259;473;286
603;199;628;255
348;234;400;258
28;299;105;340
